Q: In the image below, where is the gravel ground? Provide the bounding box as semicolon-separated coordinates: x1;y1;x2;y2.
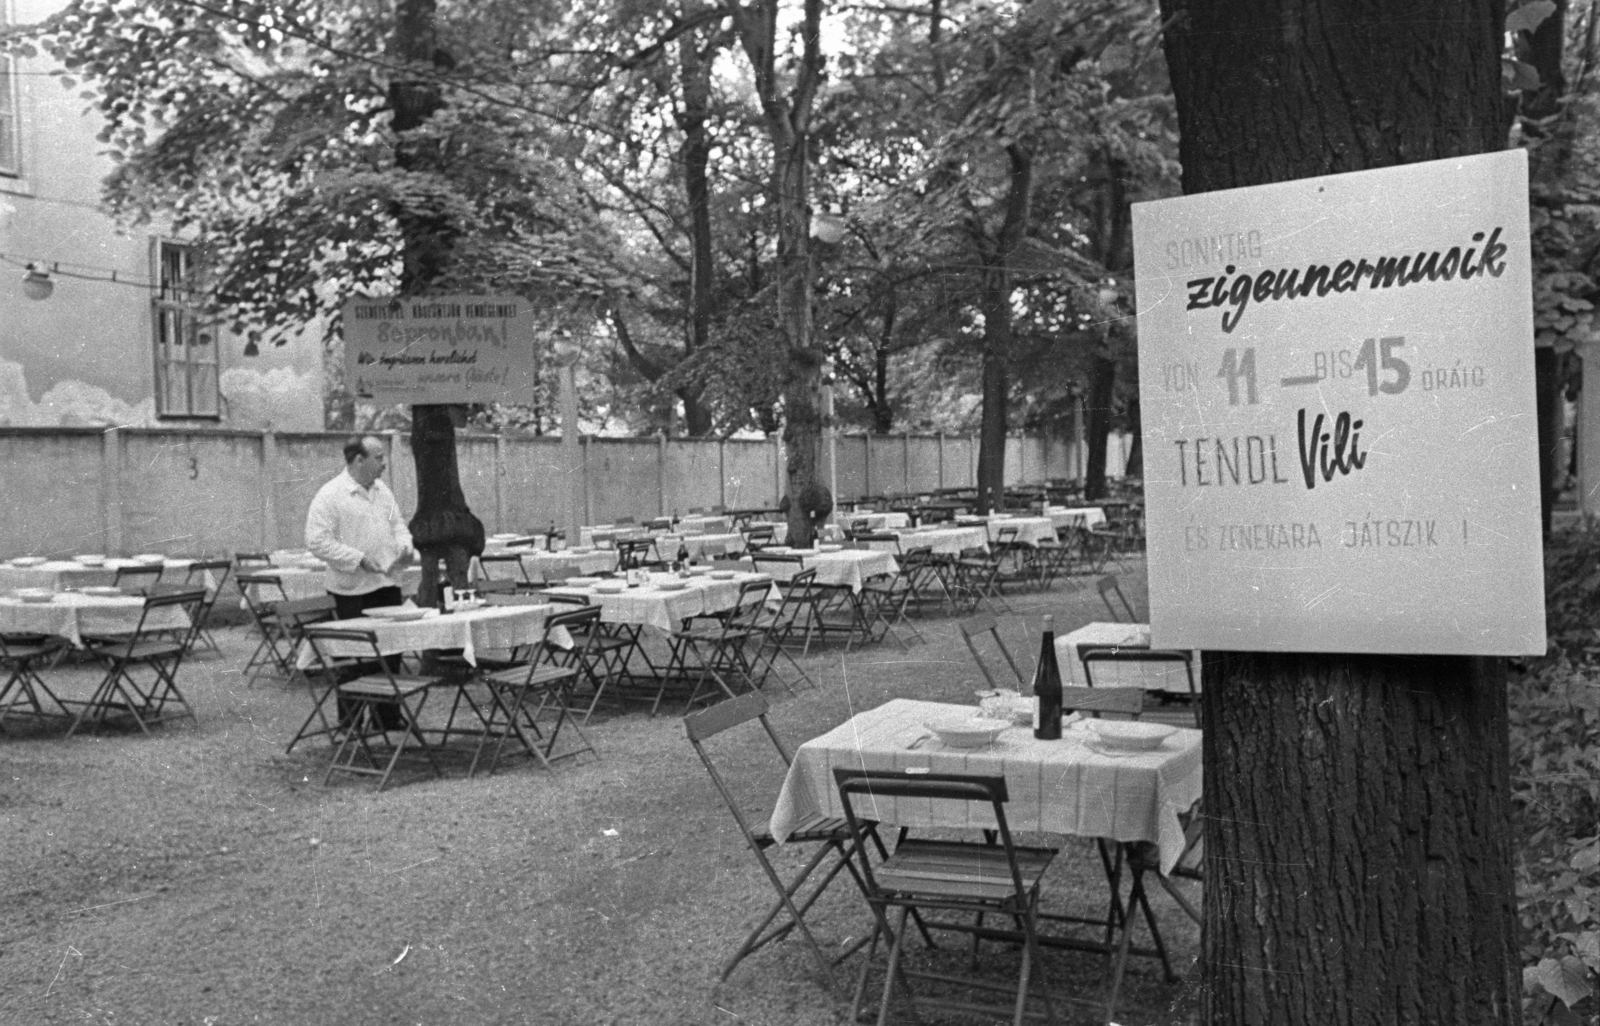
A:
2;561;1199;1026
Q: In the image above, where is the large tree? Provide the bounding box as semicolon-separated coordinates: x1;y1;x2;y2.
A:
1158;1;1521;1023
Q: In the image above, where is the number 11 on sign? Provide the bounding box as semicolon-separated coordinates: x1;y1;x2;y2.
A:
1217;347;1258;405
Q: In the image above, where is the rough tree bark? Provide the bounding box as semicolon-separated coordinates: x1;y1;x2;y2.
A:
392;0;484;601
1084;149;1132;501
674;27;717;436
1159;2;1521;1024
973;145;1033;513
732;0;829;544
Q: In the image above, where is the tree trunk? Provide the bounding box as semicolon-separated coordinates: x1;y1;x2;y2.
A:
733;0;828;545
1082;340;1116;500
678;31;716;438
1536;346;1561;536
975;341;1009;512
973;144;1033;513
1159;2;1521;1024
1123;395;1142;478
391;0;481;599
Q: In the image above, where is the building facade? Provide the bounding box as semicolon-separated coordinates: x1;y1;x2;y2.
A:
0;0;323;430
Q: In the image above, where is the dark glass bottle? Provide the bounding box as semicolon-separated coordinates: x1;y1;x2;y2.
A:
546;520;557;552
1032;614;1063;740
436;559;453;614
677;539;690;569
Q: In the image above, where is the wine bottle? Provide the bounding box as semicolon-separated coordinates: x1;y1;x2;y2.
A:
1032;614;1063;740
677;539;690;569
546;520;557;552
436;559;454;614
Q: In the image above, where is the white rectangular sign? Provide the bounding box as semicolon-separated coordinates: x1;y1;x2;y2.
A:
343;295;538;404
1131;150;1545;655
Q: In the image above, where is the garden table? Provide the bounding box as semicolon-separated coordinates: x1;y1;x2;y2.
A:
743;521;845;546
1042;506;1108;531
770;697;1201;873
839;511;911;532
677;514;734;534
1055;622;1202;695
0;558;222;593
543;571;773;633
0;592;191;647
295;602;554;668
473;549;619;583
862;526;989;557
742;549;898;593
983;516;1060;547
649;533;746;563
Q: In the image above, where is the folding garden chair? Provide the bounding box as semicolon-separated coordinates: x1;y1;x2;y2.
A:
181;558;234;656
1095;574;1137;622
833;768;1061;1026
740;578;818;696
235;572;291;684
267;595;339;685
1079;646;1200;728
234;552;274;568
112;562;164;593
742;524;776;549
616;538;658;571
297;626;446;790
473;606;597;776
959;612;1027;691
684;693;881;993
474;552;531;586
751;559;827;659
952;544;1013;614
658;581;768;714
66;588;207;736
0;632;70;731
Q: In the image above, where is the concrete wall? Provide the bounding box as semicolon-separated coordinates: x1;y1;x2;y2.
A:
0;427;1094;558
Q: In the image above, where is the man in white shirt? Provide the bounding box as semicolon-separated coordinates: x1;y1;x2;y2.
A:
305;436;418;619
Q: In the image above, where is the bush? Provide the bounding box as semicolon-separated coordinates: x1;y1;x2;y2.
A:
1512;522;1600;1023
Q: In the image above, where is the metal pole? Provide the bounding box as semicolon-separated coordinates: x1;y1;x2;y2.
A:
558;356;582;541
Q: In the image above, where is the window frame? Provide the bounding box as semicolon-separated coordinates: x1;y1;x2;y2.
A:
0;0;20;178
150;238;222;421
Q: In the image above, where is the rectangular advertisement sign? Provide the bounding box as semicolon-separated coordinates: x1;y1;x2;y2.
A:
343;295;538;404
1131;150;1546;655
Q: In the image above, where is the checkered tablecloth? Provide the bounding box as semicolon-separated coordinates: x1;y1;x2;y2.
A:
0;558;223;594
0;593;192;647
769;698;1203;875
295;603;553;668
745;549;899;592
543;571;773;633
1056;622;1202;694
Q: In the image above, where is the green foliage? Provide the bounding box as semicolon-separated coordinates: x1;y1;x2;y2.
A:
1513;524;1600;1021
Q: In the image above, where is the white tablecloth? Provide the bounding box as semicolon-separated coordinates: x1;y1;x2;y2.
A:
1055;622;1202;694
1043;506;1107;531
866;526;989;557
745;549;899;593
985;516;1060;547
839;511;911;532
0;593;191;647
650;533;746;562
296;603;553;668
474;549;619;583
769;698;1203;875
0;558;221;593
543;571;773;633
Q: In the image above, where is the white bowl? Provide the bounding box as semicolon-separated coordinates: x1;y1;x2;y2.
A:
594;583;627;594
764;546;793;554
567;547;595;554
10;556;48;567
925;717;1010;748
1085;720;1175;751
709;571;738;580
656;581;689;591
13;588;55;604
817;544;844;553
133;553;166;563
74;554;107;565
686;566;710;576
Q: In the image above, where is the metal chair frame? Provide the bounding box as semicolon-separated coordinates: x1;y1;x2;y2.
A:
66;589;207;736
0;633;70;730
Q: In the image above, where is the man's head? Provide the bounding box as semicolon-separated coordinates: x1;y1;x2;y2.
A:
344;436;387;488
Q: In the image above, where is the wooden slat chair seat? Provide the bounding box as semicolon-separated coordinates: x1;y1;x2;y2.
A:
1095;574;1137;622
297;627;445;791
684;694;883;994
66;589;208;737
833;769;1061;1026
